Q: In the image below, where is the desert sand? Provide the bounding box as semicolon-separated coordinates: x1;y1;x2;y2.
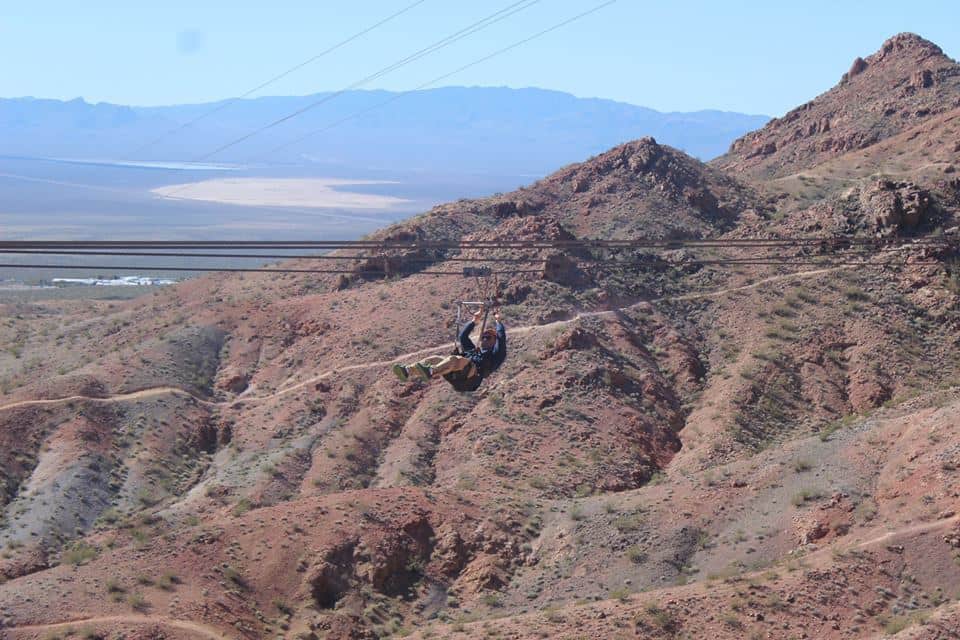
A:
153;177;409;209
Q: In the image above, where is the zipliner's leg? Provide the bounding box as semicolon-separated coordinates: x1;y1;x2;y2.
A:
410;355;472;378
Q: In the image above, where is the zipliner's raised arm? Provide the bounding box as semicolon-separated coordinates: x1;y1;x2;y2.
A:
458;308;485;353
458;320;477;352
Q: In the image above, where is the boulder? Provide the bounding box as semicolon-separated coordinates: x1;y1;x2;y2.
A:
216;367;249;394
550;327;599;353
859;180;932;234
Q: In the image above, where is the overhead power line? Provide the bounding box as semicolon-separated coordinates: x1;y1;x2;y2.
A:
194;0;543;162
262;0;620;159
125;0;430;159
0;172;135;194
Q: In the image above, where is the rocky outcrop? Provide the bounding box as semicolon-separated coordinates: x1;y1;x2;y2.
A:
345;228;446;282
545;327;600;356
792;493;854;546
542;253;586;287
860;180;932;234
216;365;249;393
362;516;434;596
912;68;934;89
844;56;868;81
309;541;358;609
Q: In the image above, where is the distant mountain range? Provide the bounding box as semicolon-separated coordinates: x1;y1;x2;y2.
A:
0;87;768;175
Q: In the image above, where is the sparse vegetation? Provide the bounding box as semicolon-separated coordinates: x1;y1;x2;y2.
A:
156;572;180;591
642;603;679;634
609;587;631;603
613;513;643;533
819;421;843;442
223;565;248;590
63;542;98;566
626;546;647;564
843;286;870;302
881;612;929;634
791;488;825;507
528;476;548;490
273;597;294;616
482;593;502;608
855;498;878;522
721;612;743;629
127;592;149;612
105;578;124;594
233;497;252;516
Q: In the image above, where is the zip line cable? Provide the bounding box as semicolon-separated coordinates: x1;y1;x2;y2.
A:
0;245;947;262
192;0;543;162
0;263;543;275
2;231;949;275
0;237;953;277
1;236;955;250
4;237;953;247
259;0;620;159
0;259;942;276
0;252;946;276
125;0;430;159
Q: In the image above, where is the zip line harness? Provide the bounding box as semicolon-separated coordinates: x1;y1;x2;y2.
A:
443;267;499;390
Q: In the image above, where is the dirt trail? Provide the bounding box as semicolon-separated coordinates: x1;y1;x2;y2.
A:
0;386;215;414
852;516;959;552
7;614;235;639
0;266;844;413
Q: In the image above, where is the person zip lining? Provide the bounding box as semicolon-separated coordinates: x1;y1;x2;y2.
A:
392;307;506;391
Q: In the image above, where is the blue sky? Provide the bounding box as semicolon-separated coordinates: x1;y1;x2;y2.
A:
1;1;957;116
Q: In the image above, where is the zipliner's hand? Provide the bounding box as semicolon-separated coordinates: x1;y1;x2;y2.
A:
473;309;483;322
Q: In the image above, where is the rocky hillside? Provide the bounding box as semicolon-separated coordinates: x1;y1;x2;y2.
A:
715;33;960;180
2;33;960;640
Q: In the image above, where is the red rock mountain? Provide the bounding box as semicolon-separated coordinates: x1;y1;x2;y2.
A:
2;33;960;640
715;33;960;179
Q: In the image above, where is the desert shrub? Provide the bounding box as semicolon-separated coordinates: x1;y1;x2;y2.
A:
63;542;98;566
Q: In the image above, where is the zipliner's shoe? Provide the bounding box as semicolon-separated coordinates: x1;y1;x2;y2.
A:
414;363;433;379
392;364;409;381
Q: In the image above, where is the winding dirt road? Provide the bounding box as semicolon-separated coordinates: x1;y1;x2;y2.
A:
0;386;216;414
7;614;235;639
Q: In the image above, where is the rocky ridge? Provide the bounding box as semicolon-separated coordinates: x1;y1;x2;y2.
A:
716;33;960;179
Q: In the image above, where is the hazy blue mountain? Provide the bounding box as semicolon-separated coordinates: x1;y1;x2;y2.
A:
0;87;768;175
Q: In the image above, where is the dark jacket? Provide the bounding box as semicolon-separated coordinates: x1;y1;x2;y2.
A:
444;320;507;391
